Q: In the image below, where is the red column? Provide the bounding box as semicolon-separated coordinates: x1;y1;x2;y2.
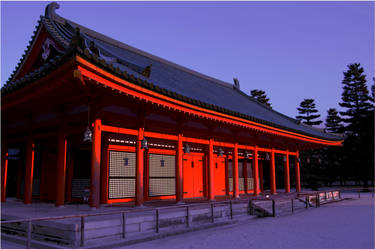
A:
56;131;67;206
1;142;8;202
100;144;108;204
90;119;102;208
243;158;248;194
225;155;229;196
284;151;290;193
176;134;183;203
136;127;145;206
259;160;264;192
24;139;35;204
208;138;214;201
253;146;260;195
270;149;276;194
16;160;23;199
295;151;301;192
233;143;239;198
66;158;74;203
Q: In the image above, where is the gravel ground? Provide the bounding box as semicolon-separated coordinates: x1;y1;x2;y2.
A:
121;193;374;249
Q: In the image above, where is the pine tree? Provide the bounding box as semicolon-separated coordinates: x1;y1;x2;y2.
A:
325;108;343;133
339;63;372;134
339;63;373;186
296;99;322;126
323;108;344;185
250;89;271;108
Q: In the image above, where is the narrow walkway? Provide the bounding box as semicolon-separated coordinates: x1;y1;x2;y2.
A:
119;193;374;249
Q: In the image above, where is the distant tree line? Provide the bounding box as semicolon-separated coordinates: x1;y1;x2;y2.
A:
251;63;374;189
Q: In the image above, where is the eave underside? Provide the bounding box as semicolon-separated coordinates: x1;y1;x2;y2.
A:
2;58;342;151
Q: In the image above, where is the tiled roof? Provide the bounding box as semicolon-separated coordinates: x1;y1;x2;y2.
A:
1;2;343;142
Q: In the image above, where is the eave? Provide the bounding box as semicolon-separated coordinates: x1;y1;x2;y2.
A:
76;55;343;147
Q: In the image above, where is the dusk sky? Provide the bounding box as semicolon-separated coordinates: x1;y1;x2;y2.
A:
1;1;374;123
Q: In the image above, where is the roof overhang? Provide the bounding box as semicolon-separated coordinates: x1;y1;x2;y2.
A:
75;55;343;147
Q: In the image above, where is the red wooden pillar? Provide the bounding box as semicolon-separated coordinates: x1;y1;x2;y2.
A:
270;149;276;194
208;138;214;201
16;159;23;199
253;146;260;195
233;143;239;198
284;151;290;193
56;131;67;206
24;139;35;204
1;142;8;202
65;158;74;203
100;143;108;204
295;151;301;192
176;134;183;203
136;127;145;206
259;160;264;192
243;158;248;194
225;155;229;196
90;119;101;208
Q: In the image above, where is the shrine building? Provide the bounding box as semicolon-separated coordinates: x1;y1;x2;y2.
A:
1;3;343;208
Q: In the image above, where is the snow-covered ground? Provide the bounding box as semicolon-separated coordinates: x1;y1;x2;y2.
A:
123;193;374;249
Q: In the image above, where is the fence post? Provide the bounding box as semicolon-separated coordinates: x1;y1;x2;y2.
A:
156;209;159;233
248;200;253;215
211;203;214;223
331;191;334;200
272;199;275;217
27;221;32;249
230;201;233;219
315;194;319;208
305;196;309;209
186;206;190;228
80;216;85;247
291;199;294;213
122;212;126;239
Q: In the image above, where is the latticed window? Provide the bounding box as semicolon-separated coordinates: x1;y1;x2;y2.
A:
108;151;136;199
148;154;176;196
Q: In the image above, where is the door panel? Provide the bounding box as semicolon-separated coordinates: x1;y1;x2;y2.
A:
214;155;226;196
183;154;204;198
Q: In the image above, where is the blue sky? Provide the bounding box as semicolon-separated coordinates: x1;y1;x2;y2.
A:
1;1;374;123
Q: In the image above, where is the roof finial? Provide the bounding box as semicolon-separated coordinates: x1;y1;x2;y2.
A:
45;2;60;19
233;78;240;90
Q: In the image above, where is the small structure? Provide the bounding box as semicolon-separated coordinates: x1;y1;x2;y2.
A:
1;3;343;209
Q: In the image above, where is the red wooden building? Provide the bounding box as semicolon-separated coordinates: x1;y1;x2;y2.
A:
1;3;343;208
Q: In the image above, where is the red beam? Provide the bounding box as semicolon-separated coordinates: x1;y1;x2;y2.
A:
213;141;234;148
101;125;138;136
144;131;178;141
183;137;209;145
238;145;255;150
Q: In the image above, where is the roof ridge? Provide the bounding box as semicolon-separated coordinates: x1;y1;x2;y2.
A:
235;88;300;124
47;3;234;90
